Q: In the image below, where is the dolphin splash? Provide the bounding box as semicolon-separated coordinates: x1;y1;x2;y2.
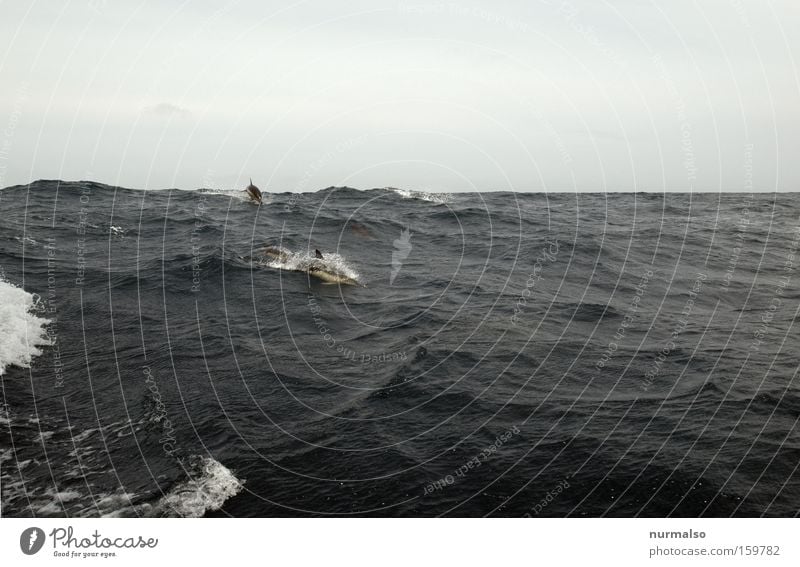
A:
259;246;362;286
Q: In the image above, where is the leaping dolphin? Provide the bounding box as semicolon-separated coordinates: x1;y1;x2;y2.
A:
259;245;361;286
246;178;263;204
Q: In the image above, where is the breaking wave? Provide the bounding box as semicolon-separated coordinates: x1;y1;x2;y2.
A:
0;277;51;376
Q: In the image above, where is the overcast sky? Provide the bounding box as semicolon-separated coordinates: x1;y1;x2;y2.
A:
0;0;798;192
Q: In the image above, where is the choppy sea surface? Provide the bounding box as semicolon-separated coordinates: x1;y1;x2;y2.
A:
1;180;799;517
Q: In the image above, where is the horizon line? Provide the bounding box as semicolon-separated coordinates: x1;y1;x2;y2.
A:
1;179;796;194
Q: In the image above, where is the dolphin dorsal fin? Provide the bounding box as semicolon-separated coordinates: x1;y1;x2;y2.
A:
315;249;324;259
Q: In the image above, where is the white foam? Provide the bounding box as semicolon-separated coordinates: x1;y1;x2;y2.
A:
31;454;243;517
392;188;454;204
94;493;139;516
34;431;55;443
0;277;51;376
70;428;97;443
151;457;243;517
198;187;271;204
36;501;64;515
1;411;242;518
83;456;243;518
34;489;91;516
262;248;360;282
45;487;82;502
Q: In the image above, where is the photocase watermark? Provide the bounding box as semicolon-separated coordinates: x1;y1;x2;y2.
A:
595;267;653;372
75;186;92;287
652;54;697;184
541;0;628;71
722;144;754;290
287;135;369;211
189;196;207;292
398;2;530;33
641;272;707;391
742;142;754;193
0;82;28;188
47;526;158;558
87;0;107;14
21;525;160;558
200;168;215;190
142;366;179;458
730;0;751;29
510;237;560;325
307;295;407;363
524;477;571;516
42;237;65;389
20;527;46;555
390;226;413;285
423;425;520;495
750;219;800;353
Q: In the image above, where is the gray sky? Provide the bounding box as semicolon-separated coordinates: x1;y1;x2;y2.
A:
1;0;798;192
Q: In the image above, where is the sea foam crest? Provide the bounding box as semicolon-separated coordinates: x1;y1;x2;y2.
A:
197;187;271;204
148;456;244;517
1;407;243;517
100;456;244;518
0;277;51;376
392;188;454;204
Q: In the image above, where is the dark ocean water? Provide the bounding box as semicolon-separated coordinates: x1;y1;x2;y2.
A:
1;180;799;517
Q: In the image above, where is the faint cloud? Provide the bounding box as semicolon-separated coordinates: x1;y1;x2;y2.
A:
144;102;191;118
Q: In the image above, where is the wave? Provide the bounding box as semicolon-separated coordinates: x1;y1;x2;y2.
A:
4;180;800;517
392;188;454;204
103;456;244;518
53;455;244;518
196;187;272;205
0;404;243;517
0;277;51;375
144;456;244;517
